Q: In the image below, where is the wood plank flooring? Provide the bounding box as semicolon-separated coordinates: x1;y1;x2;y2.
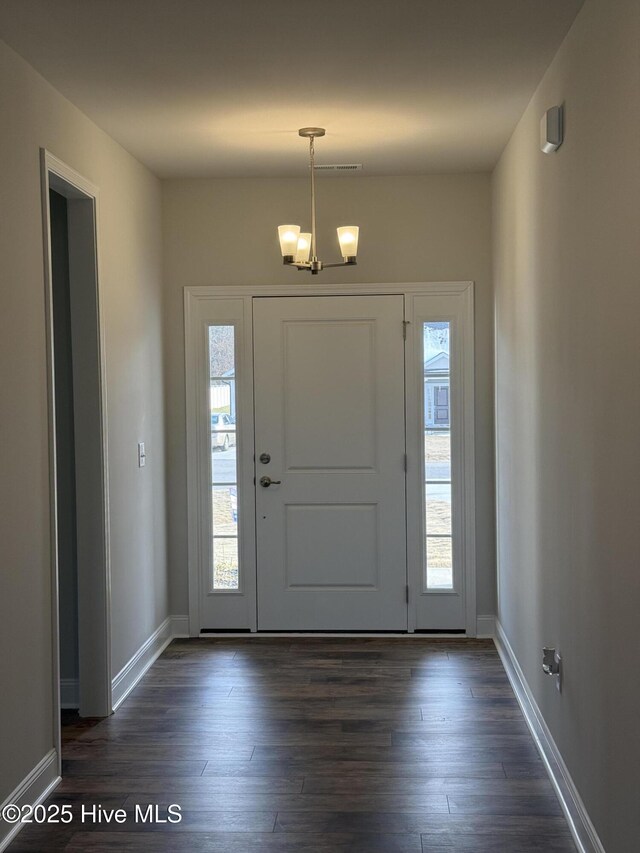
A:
7;638;576;852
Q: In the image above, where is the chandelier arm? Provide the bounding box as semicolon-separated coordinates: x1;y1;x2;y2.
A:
321;262;357;269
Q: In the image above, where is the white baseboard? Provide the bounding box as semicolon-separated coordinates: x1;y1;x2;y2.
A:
59;677;79;709
170;614;190;638
111;616;173;710
111;615;190;710
0;750;60;853
494;620;605;853
475;614;496;638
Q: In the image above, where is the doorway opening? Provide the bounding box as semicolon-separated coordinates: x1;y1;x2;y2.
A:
42;152;112;752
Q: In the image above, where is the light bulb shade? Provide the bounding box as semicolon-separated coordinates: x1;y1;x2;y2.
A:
295;232;312;264
278;224;301;258
337;226;359;259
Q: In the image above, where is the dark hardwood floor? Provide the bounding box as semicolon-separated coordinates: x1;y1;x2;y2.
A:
8;638;576;852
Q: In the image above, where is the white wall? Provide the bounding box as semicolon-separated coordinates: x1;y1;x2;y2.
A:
492;0;640;850
0;39;168;803
162;173;496;620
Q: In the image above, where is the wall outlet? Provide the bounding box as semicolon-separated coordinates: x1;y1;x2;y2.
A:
138;442;146;467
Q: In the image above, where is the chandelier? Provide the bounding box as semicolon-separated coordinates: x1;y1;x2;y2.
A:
277;128;359;274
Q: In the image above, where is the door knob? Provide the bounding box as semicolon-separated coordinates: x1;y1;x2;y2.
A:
260;476;282;488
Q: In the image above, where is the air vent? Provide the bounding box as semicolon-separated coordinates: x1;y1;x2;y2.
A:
314;163;363;172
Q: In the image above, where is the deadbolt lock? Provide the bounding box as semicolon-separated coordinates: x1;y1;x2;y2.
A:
259;452;271;464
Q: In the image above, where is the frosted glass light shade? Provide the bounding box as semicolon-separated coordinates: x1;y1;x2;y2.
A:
337;226;359;258
295;232;312;264
278;224;301;257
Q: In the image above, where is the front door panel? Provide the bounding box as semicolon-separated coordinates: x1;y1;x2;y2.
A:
253;295;407;630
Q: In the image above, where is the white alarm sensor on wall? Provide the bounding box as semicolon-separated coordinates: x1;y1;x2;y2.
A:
541;105;564;153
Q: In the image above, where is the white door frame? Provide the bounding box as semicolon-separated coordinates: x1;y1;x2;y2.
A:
184;281;475;636
405;288;477;632
41;151;112;769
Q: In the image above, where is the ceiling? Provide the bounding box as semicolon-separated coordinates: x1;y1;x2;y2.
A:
0;0;584;178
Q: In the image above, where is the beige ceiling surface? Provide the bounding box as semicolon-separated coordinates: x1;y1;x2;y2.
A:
0;0;584;177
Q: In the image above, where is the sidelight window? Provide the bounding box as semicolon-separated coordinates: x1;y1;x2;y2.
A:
423;322;453;590
208;325;239;590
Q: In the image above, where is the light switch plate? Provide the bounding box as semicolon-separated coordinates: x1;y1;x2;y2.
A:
138;442;146;467
541;105;564;153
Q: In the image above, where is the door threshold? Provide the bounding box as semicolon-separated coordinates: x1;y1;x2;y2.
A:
198;631;471;638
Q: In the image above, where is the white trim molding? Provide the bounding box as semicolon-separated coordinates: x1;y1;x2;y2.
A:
0;750;60;852
59;678;79;709
186;281;474;299
171;615;190;638
475;615;496;638
41;148;112;739
494;620;606;853
111;617;173;710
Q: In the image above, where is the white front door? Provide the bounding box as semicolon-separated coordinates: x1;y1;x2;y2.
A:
253;295;407;630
